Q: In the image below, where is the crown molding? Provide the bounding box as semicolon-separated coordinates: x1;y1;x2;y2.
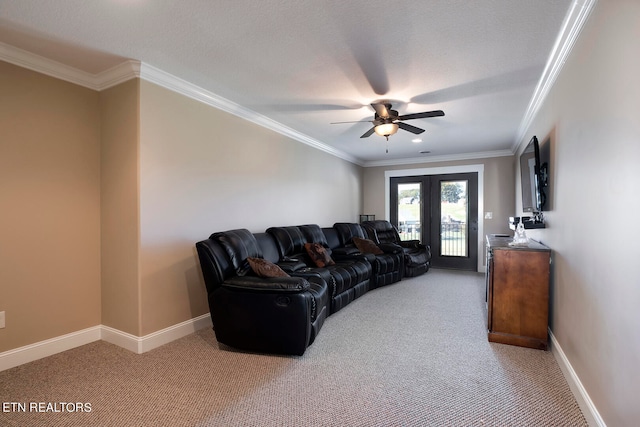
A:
0;42;362;165
0;42;98;89
137;63;364;165
363;149;514;168
0;42;141;90
513;0;597;154
94;60;141;90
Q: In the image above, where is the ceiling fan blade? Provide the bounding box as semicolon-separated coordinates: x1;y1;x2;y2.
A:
397;122;426;135
360;127;376;138
397;110;445;121
330;120;374;124
371;103;391;118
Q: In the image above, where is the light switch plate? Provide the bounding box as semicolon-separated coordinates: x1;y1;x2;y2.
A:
0;311;5;329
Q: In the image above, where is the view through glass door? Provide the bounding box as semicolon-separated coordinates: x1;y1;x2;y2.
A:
396;181;423;242
390;173;478;270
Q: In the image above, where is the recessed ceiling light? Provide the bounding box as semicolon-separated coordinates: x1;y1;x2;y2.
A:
412;138;422;143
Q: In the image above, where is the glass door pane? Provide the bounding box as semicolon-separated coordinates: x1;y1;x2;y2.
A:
440;180;468;257
397;182;422;242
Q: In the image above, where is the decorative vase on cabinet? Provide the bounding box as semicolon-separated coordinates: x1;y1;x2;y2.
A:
485;235;551;350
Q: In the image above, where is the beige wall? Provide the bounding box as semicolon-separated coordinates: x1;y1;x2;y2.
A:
0;61;102;352
363;156;516;262
100;79;141;335
516;1;640;425
138;80;363;335
1;64;363;348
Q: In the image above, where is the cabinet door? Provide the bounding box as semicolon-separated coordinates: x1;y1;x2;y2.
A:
491;250;549;342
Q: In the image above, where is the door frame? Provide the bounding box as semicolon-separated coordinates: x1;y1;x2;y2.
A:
385;164;485;272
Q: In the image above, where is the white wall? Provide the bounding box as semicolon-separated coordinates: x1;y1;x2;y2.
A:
517;1;640;425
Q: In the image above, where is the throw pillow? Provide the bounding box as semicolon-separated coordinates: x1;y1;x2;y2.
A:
353;237;384;255
304;243;335;268
247;257;290;278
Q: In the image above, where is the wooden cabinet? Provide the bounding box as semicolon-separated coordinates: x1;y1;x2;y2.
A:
485;235;551;350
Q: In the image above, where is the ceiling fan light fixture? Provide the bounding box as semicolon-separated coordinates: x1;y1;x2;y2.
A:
374;123;399;138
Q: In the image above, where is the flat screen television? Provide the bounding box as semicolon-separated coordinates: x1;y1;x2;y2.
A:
519;136;546;215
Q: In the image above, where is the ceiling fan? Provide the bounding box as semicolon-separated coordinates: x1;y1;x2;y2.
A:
331;102;445;141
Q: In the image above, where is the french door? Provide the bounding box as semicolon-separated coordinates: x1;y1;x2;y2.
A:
390;173;478;270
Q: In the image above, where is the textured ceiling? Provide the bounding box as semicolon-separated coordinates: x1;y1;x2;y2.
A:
0;0;573;165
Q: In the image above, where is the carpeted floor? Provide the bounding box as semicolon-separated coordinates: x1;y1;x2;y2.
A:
0;269;587;426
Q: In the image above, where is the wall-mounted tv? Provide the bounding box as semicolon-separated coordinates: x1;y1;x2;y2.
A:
519;135;546;215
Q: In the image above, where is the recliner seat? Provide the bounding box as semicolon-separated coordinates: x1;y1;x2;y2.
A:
362;220;431;277
333;222;404;287
196;229;328;356
267;224;372;314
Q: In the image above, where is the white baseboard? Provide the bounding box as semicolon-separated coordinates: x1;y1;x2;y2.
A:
101;313;212;354
549;329;606;427
139;313;212;353
0;326;102;372
100;325;142;353
0;314;212;371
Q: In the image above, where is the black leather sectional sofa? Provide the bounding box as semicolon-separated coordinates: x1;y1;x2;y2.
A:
196;221;430;356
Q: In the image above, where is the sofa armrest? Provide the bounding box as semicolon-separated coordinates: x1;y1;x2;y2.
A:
399;240;425;249
331;246;360;257
277;259;310;273
378;242;403;254
223;276;310;292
